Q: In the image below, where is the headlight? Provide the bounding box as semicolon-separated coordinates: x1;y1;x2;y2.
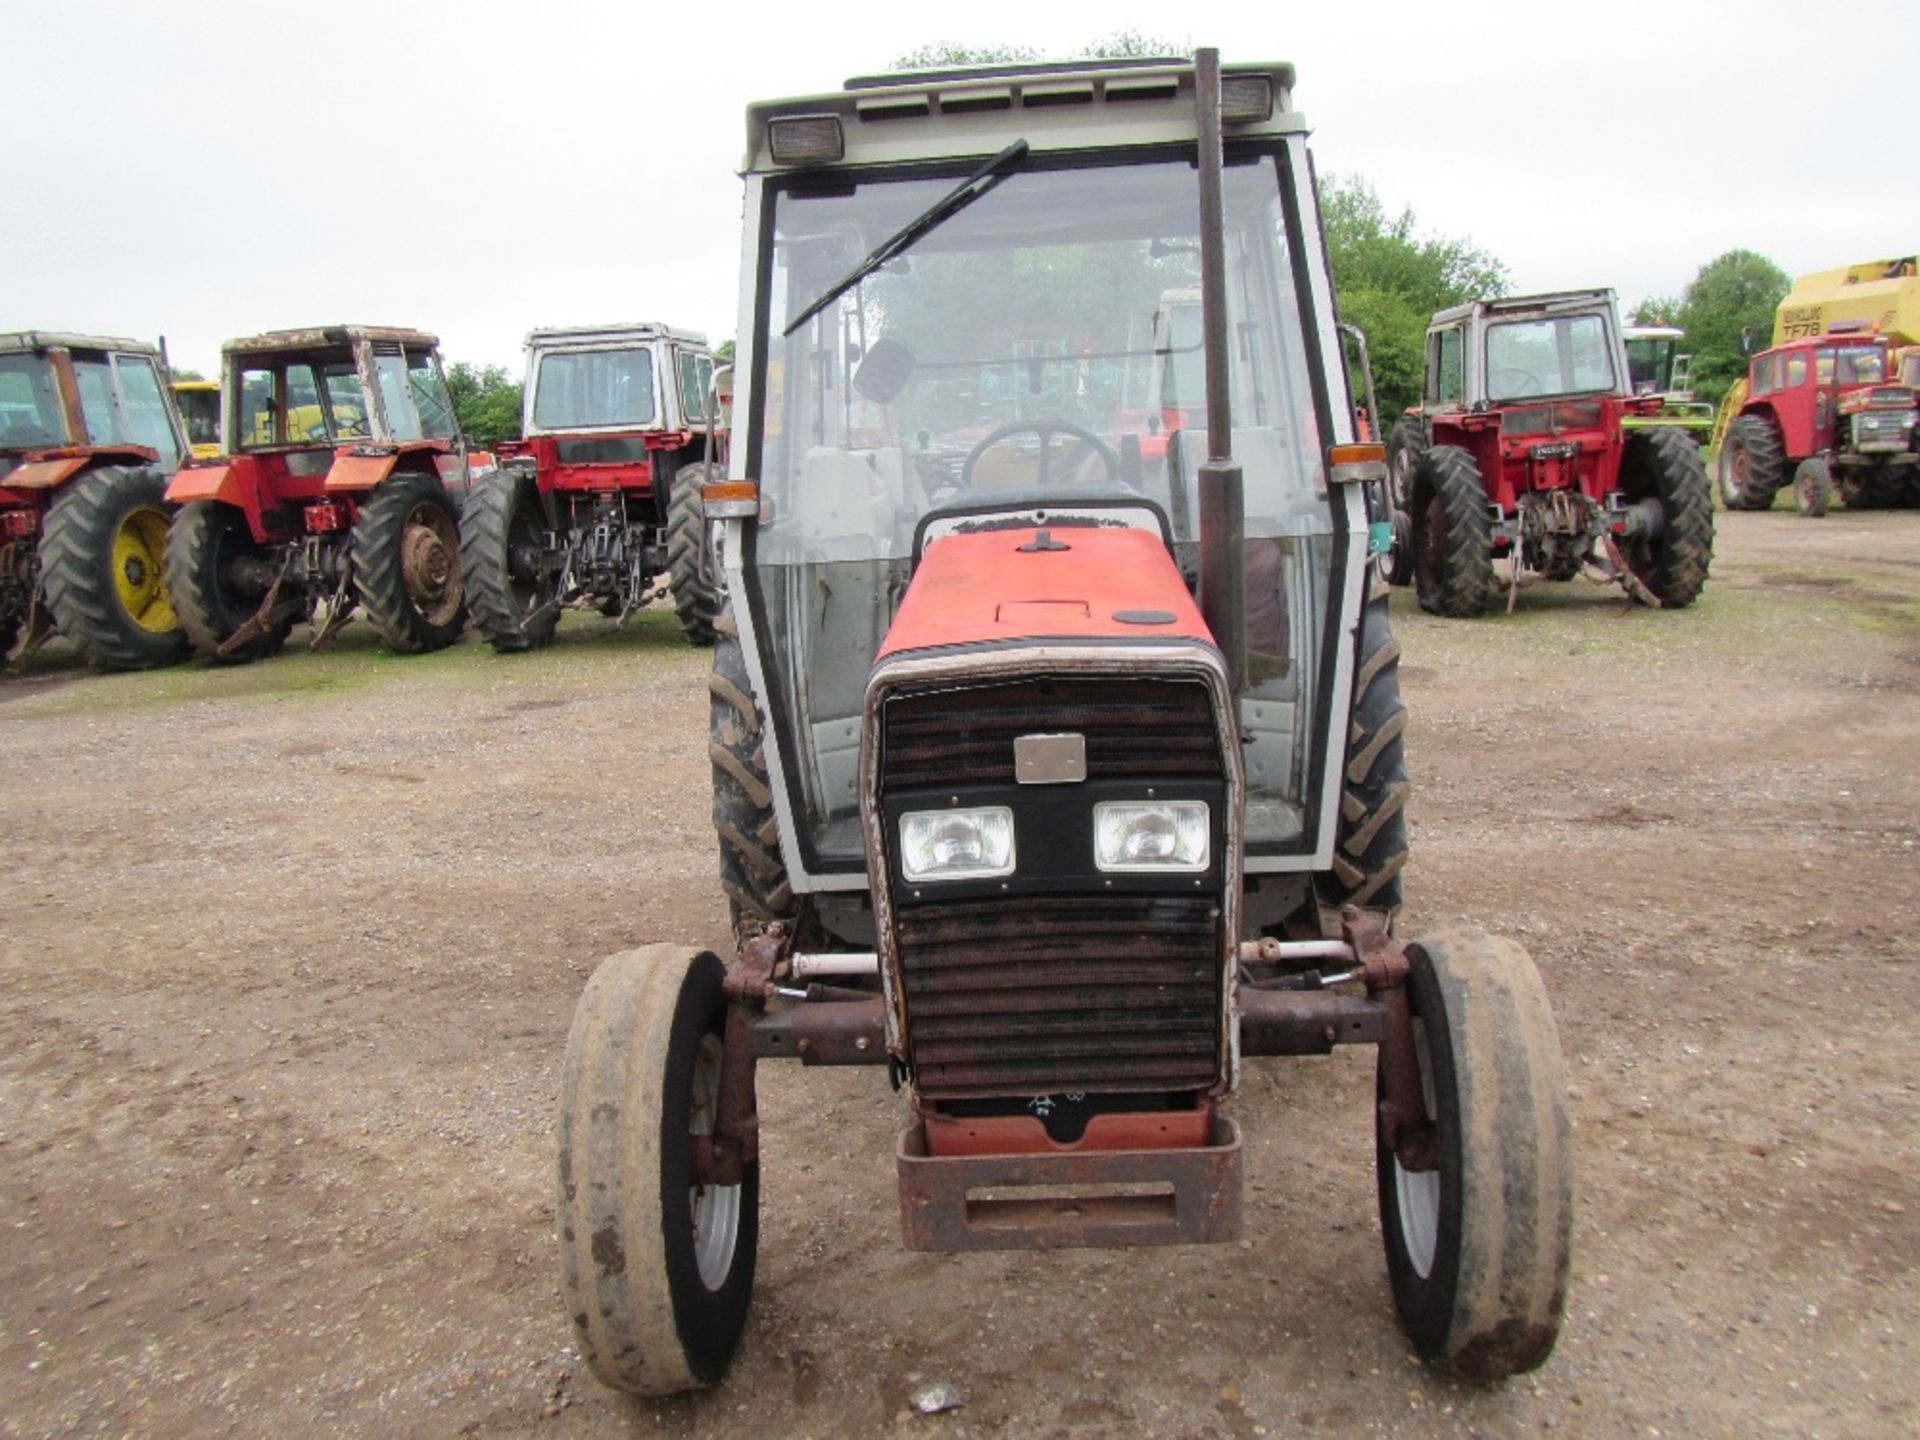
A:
1094;801;1210;872
899;807;1015;881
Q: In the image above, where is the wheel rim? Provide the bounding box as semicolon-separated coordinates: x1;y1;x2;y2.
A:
113;506;177;633
1393;1017;1442;1279
687;1032;742;1290
400;500;462;625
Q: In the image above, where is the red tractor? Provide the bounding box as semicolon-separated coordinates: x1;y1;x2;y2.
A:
462;324;722;650
1384;290;1713;615
1716;332;1919;515
555;51;1573;1396
1;331;192;669
163;327;472;661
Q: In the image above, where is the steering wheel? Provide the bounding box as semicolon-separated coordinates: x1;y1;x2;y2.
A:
961;419;1119;489
1489;367;1542;398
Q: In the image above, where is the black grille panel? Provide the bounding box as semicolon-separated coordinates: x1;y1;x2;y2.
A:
897;894;1222;1098
882;677;1220;791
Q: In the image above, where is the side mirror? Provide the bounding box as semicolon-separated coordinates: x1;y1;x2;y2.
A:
854;339;914;405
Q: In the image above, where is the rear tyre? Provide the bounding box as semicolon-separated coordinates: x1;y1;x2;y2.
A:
668;462;723;646
1620;427;1713;607
461;465;559;652
1315;577;1409;913
1793;457;1833;518
39;465;189;670
1412;446;1493;618
165;501;292;663
711;603;795;944
351;471;466;653
1717;415;1784;510
558;945;759;1396
1378;927;1572;1381
1383;418;1427;588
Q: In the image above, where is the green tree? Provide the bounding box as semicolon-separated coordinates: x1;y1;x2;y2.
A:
890;32;1186;69
1630;296;1682;327
1673;249;1791;406
444;361;523;449
1318;176;1508;419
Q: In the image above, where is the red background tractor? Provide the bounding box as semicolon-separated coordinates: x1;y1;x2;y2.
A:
1717;332;1918;515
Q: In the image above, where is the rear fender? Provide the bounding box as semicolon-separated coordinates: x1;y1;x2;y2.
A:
1;456;92;491
323;449;399;493
166;462;242;506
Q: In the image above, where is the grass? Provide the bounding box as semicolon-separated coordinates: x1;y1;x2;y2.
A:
5;604;700;719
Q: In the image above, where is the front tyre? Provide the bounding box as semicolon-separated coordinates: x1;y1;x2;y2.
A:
1793;456;1833;518
39;465;189;670
667;462;723;646
460;465;559;652
558;946;759;1396
1378;927;1573;1380
351;471;466;653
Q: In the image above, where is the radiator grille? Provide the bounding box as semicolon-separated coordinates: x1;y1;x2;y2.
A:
897;893;1222;1097
882;677;1221;791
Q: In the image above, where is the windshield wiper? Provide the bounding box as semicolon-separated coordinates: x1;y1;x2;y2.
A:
782;140;1029;337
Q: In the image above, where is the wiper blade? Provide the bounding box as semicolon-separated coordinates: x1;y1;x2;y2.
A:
782;140;1029;337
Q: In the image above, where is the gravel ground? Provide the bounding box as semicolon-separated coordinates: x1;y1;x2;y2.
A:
1;508;1916;1439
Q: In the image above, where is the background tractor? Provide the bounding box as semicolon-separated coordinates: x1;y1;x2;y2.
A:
0;331;192;669
462;323;721;650
1383;290;1713;615
556;51;1572;1398
1716;333;1918;516
1621;324;1714;446
163;326;472;661
1712;255;1920;513
171;378;222;460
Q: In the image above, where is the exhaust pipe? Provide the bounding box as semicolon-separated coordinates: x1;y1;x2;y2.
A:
1194;48;1246;694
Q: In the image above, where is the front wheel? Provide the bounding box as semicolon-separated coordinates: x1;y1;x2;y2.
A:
351;471;466;653
1793;457;1833;518
39;465;189;670
558;946;759;1396
1378;927;1573;1380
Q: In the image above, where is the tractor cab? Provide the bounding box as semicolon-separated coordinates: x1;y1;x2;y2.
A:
171;379;222;461
1;333;192;668
164;327;472;659
1621;324;1714;444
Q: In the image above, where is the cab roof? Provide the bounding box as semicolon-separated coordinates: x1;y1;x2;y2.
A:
0;330;159;356
525;322;709;349
220;325;441;356
743;56;1302;174
1429;289;1618;329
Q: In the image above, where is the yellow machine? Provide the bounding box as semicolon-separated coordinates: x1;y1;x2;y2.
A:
172;379;222;460
1711;256;1919;450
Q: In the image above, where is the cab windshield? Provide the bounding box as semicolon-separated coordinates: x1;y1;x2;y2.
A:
752;149;1336;866
0;353;68;449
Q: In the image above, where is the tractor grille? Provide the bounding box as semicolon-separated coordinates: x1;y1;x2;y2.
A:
1852;410;1913;452
881;677;1223;789
897;893;1222;1098
880;674;1227;1100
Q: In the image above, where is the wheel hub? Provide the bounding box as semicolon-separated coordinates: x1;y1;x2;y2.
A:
112;506;177;634
400;501;462;625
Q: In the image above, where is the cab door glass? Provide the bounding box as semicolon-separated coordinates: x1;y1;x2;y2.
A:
406;350;457;440
285;364;328;443
239;368;277;446
373;350;422;440
1435;328;1464;405
679;350;710;423
112;355;181;467
1783;353;1808;388
320;362;371;438
72;358;118;444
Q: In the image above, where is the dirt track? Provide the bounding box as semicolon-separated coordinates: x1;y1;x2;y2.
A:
2;510;1917;1439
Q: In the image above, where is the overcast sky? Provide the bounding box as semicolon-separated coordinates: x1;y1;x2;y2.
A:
10;0;1915;375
